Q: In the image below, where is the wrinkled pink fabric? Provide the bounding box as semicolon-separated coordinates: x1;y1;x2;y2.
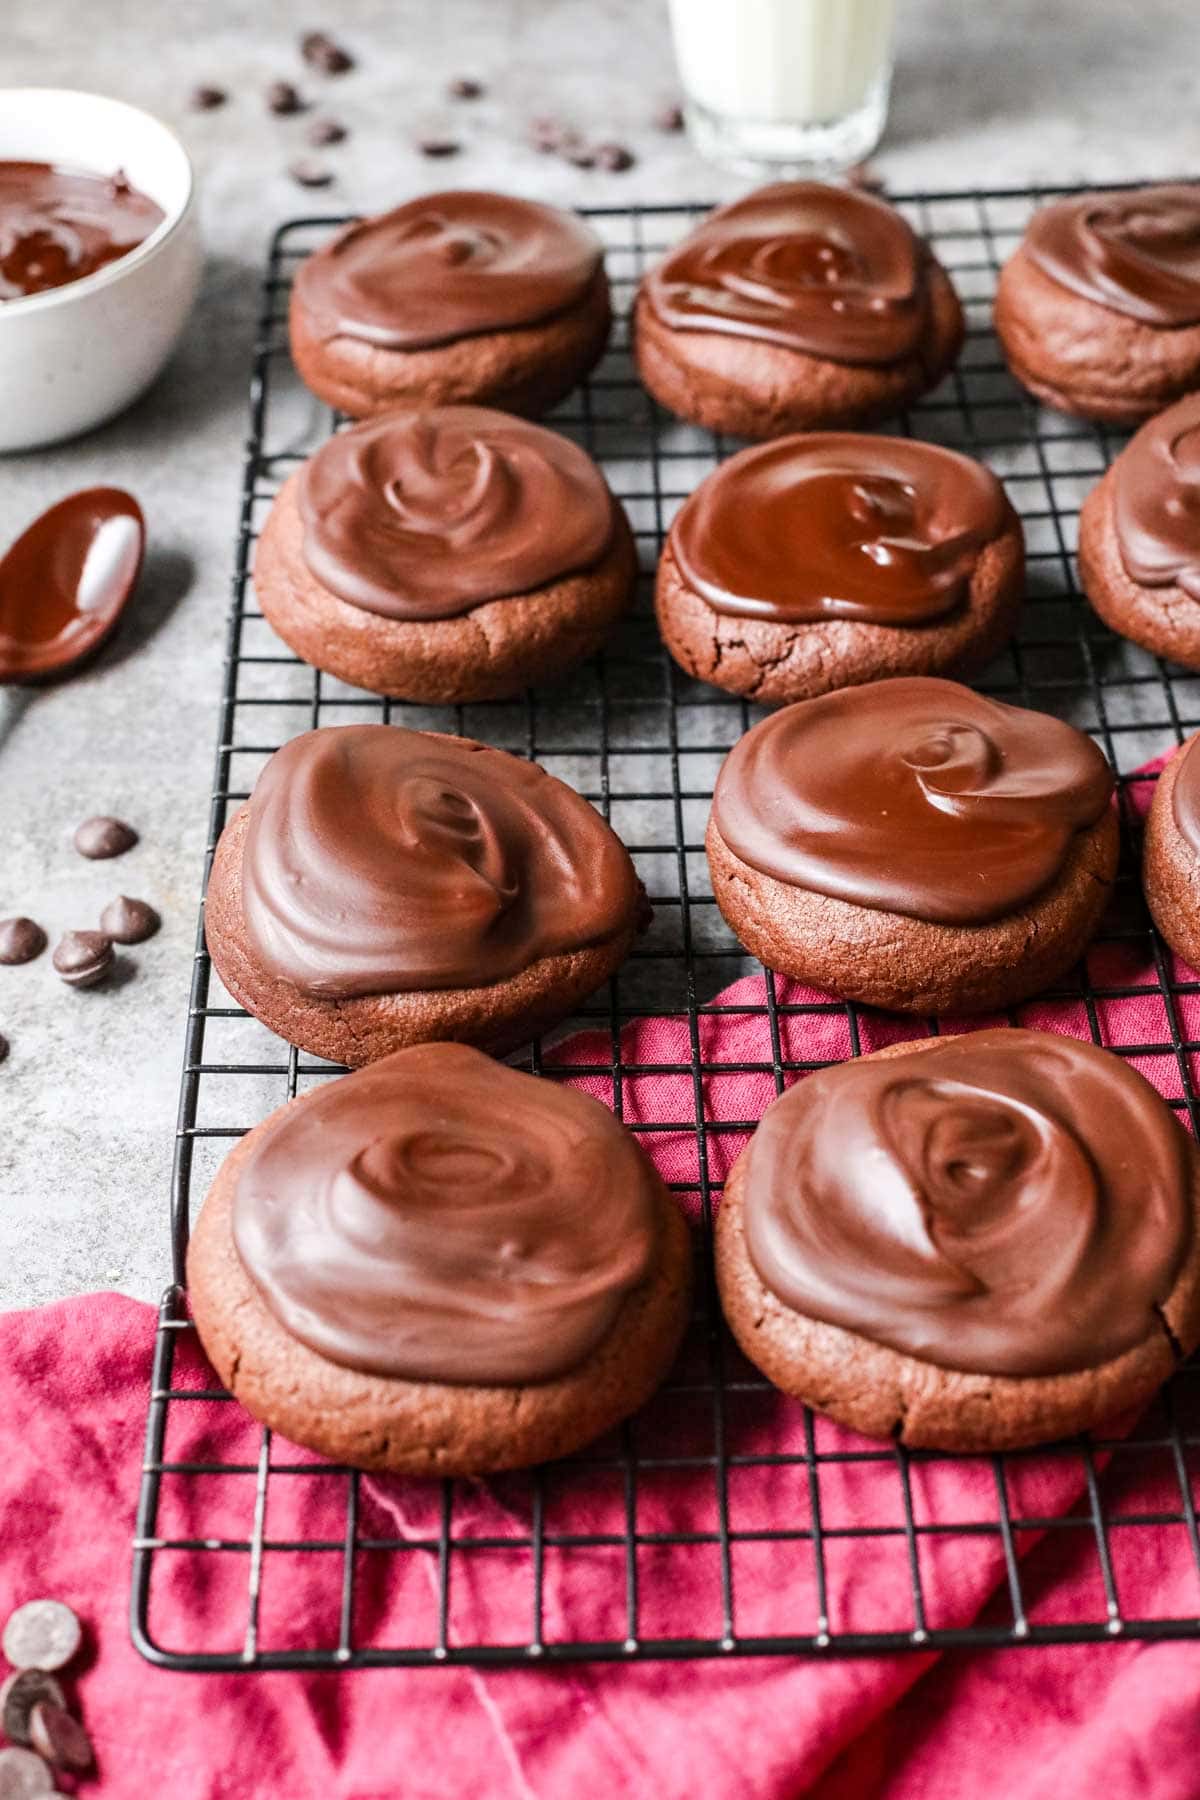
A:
2;755;1198;1797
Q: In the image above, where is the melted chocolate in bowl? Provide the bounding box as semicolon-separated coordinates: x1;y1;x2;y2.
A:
0;488;145;682
0;161;164;301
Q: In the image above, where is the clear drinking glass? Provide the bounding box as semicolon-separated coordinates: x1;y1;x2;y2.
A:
668;0;896;173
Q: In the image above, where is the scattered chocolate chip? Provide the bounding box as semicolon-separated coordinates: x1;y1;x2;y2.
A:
289;158;335;188
189;84;228;112
0;1671;65;1748
529;116;575;154
0;1746;54;1798
0;1033;8;1066
266;80;305;116
448;76;484;99
300;31;354;74
2;1601;82;1673
28;1704;93;1776
99;895;161;945
416;135;460;159
307;115;347;146
73;816;138;860
565;144;596;168
52;932;114;990
654;101;685;132
593;141;635;171
0;917;46;965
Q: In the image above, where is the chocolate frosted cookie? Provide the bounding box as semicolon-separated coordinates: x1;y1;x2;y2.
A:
716;1029;1200;1450
1144;731;1200;971
634;183;964;438
707;677;1118;1014
189;1043;692;1474
255;407;636;703
290;190;611;417
205;725;646;1065
657;433;1024;703
1078;392;1200;668
995;186;1200;422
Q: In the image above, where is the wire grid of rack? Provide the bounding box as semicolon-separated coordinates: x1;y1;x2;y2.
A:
132;187;1200;1670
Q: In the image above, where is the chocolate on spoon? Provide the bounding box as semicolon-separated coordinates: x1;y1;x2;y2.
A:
0;487;144;682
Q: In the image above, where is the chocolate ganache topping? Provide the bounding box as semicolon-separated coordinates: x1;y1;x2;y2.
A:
298;408;615;619
239;725;639;998
643;182;932;365
710;677;1114;925
1169;732;1200;860
1024;186;1200;328
231;1043;660;1384
741;1028;1189;1376
1112;391;1200;602
292;190;604;349
0;162;163;301
671;434;1007;626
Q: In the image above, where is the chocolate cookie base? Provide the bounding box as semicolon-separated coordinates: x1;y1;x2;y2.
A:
290;268;612;420
1078;468;1200;670
705;806;1119;1015
995;246;1200;425
632;263;964;439
716;1035;1200;1451
205;803;644;1066
655;508;1025;705
188;1110;693;1475
255;473;638;704
1144;741;1200;972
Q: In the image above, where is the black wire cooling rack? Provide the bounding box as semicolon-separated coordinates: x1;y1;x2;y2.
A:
132;187;1200;1671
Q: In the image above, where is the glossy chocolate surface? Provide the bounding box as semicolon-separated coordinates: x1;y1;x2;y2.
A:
642;182;931;365
1169;732;1200;860
671;434;1007;626
293;189;603;349
232;1042;659;1384
710;677;1114;925
0;490;144;683
1112;391;1200;602
1024;186;1200;328
299;408;615;619
0;162;163;301
742;1028;1189;1376
240;725;639;998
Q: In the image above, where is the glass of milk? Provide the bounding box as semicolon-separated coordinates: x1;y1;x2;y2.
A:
668;0;896;171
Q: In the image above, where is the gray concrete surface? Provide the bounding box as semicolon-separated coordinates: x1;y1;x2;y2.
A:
2;0;1198;1311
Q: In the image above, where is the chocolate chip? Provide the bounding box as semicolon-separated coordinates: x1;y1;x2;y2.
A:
99;895;161;944
0;917;46;964
448;76;483;99
289;158;335;188
2;1600;82;1673
0;1746;54;1798
73;816;137;859
266;80;305;115
654;101;685;132
0;1671;65;1747
190;85;227;111
529;117;575;154
28;1704;92;1776
416;136;460;158
52;931;114;990
300;31;354;74
593;141;635;171
0;1033;8;1066
307;115;347;145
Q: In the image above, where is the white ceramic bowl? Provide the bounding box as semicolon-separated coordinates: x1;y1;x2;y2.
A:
0;89;202;452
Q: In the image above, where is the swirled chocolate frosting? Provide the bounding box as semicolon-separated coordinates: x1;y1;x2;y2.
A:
1169;732;1200;860
710;677;1114;925
671;434;1008;626
298;408;615;619
1024;186;1200;328
741;1028;1189;1376
0;162;163;301
1112;391;1200;602
642;182;932;365
239;725;639;998
231;1042;660;1384
292;189;604;349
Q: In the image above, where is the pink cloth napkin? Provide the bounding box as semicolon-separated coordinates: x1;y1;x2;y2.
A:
2;755;1198;1797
